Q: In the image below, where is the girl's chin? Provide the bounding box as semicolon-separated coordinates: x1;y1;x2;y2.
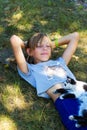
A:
41;59;49;62
35;59;48;63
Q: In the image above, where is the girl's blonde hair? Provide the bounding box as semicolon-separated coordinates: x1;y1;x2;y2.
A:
26;33;48;49
25;33;52;64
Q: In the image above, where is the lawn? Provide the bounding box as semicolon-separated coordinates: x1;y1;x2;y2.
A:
0;0;87;130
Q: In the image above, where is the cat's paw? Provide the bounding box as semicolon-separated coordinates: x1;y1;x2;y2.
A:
69;115;81;128
69;115;74;120
59;95;64;100
75;123;81;128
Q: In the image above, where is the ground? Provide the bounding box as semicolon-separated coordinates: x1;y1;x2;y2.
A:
0;0;87;130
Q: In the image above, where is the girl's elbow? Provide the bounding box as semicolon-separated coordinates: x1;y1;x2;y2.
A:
10;35;20;48
10;35;17;43
73;32;80;41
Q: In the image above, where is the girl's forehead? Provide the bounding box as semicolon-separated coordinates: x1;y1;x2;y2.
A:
39;36;51;44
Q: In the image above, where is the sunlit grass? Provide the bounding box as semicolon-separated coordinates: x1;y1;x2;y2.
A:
69;21;80;31
0;115;17;130
12;11;23;21
79;32;87;53
40;20;48;26
79;30;87;37
2;84;28;112
0;26;4;34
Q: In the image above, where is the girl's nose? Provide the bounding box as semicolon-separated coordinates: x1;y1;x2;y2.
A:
43;45;48;49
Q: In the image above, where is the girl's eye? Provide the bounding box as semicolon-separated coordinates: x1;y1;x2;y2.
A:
36;45;51;49
46;45;51;48
36;45;42;48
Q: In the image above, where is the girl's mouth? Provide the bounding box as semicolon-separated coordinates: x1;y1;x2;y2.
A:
41;52;48;55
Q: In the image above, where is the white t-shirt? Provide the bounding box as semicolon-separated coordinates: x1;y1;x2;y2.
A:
18;57;76;98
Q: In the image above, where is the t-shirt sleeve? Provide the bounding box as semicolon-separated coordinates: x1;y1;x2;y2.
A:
56;57;66;65
17;63;36;88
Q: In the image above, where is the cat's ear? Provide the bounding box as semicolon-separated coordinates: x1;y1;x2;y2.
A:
83;84;87;91
67;76;76;85
71;79;76;85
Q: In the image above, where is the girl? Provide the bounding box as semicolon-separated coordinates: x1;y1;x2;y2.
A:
10;32;79;101
10;32;86;130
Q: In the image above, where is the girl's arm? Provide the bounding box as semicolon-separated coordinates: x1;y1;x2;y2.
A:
54;32;79;65
10;35;28;73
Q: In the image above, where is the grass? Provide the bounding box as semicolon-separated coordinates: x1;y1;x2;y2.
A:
0;0;87;130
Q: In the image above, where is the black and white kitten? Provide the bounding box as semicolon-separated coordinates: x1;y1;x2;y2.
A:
55;77;87;128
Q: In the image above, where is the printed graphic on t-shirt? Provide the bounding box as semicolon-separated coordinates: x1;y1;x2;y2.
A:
43;65;66;80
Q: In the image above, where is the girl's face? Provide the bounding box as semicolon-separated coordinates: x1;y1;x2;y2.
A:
29;36;52;63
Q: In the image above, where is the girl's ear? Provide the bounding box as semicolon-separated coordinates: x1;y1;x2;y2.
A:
26;48;33;56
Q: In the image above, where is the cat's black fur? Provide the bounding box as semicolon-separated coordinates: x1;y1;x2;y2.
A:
55;77;87;128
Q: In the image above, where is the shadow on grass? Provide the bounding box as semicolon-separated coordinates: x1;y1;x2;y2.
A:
0;65;65;130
